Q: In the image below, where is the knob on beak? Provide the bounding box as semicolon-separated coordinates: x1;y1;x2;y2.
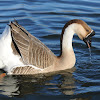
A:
83;30;95;48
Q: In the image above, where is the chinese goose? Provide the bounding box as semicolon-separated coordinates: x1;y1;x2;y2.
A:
0;19;95;75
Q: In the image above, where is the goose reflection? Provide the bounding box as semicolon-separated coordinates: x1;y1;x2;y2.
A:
0;68;76;97
0;69;93;100
0;69;91;100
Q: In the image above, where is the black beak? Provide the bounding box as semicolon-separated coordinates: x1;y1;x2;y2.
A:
83;30;95;48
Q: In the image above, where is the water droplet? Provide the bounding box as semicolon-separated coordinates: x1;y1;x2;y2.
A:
88;48;92;64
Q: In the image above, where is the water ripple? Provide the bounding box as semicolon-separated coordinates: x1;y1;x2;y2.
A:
0;0;100;99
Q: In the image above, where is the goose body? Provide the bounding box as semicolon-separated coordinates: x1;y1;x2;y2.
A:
0;19;95;75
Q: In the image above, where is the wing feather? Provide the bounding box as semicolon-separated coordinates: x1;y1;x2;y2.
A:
10;21;55;69
11;66;42;75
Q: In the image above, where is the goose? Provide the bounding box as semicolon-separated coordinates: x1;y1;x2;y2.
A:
0;19;95;75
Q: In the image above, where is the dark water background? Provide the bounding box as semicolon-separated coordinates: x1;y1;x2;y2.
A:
0;0;100;100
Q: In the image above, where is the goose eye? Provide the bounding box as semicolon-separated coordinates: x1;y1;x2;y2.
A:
86;29;89;32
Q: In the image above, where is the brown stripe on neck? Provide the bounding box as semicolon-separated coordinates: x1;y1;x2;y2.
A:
59;19;90;57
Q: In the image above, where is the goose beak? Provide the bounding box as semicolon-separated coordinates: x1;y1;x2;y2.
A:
83;30;95;48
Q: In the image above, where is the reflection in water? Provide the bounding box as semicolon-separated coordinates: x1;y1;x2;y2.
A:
0;70;93;100
58;68;76;95
60;72;75;95
0;0;99;99
0;68;76;97
74;98;91;100
0;75;19;96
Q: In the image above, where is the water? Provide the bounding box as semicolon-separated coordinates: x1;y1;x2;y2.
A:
0;0;100;99
88;48;92;63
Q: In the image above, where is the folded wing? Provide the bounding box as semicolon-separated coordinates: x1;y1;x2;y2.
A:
10;21;55;70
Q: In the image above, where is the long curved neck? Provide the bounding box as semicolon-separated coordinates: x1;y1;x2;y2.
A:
60;24;75;56
55;24;76;70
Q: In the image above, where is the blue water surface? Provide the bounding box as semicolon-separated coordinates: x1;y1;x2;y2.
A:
0;0;100;100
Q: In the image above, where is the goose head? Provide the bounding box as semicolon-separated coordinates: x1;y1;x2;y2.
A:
61;19;95;49
72;19;95;48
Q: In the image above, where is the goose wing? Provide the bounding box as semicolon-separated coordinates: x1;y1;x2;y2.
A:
10;66;43;75
10;21;55;70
